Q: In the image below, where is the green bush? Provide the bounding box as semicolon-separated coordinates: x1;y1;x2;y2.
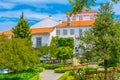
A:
58;71;72;80
29;73;39;80
0;70;38;80
38;63;65;69
66;76;74;80
33;67;44;72
54;67;72;73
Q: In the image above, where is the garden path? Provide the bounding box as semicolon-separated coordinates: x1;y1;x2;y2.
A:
40;70;63;80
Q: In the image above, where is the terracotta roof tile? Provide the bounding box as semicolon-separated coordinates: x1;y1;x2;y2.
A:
79;10;98;13
31;27;54;34
1;27;54;35
56;20;95;27
66;10;99;15
2;30;13;35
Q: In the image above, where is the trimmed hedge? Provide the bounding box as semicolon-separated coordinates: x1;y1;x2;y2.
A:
33;67;44;72
38;63;65;69
54;67;72;73
58;71;74;80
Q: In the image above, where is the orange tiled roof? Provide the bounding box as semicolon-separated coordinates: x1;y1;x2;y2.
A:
1;27;54;35
2;30;13;35
79;10;98;13
31;27;54;34
56;20;95;27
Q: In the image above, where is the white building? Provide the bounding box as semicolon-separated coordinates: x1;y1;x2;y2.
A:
1;10;98;48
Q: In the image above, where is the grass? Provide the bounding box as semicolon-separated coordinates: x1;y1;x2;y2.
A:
0;70;38;80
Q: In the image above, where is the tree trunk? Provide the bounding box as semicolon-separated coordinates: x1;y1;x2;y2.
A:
104;60;108;80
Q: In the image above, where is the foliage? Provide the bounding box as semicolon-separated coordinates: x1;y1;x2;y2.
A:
56;46;73;61
38;63;71;69
0;70;38;80
58;71;74;80
51;36;74;49
79;3;120;79
12;12;31;40
68;0;95;15
68;0;120;15
54;67;73;73
0;35;39;71
50;36;74;61
33;67;44;72
38;46;50;58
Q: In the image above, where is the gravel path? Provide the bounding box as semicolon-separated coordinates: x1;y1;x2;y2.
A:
40;70;63;80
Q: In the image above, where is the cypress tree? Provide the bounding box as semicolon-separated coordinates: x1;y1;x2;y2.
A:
12;12;32;40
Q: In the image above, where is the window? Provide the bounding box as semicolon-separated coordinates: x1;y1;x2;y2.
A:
36;37;41;48
79;29;82;35
79;15;83;20
70;29;74;35
90;15;94;20
63;29;67;35
84;15;89;16
72;15;76;20
56;30;60;35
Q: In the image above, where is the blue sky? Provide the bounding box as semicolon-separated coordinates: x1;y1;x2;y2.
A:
0;0;120;32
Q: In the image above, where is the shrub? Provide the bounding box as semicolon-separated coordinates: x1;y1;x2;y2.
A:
58;71;72;80
29;73;39;80
67;76;74;80
33;67;44;72
54;67;72;73
38;63;64;69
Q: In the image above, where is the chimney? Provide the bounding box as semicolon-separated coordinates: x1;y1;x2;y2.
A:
67;15;70;27
49;15;52;18
58;20;62;23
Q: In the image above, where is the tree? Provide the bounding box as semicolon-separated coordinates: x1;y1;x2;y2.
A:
80;3;120;79
39;46;50;59
12;12;32;40
68;0;120;15
50;36;74;61
0;35;39;72
56;46;73;63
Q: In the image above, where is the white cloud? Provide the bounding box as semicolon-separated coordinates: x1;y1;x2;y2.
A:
0;9;66;21
9;0;69;4
0;2;15;9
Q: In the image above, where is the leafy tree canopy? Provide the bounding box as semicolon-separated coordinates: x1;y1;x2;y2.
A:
79;3;120;79
0;35;39;71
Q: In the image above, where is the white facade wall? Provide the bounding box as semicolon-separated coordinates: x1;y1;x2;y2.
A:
49;28;56;45
56;26;91;38
31;34;50;48
70;13;97;21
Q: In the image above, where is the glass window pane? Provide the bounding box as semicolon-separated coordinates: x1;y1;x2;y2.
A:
63;29;67;35
36;37;41;48
56;30;60;35
70;29;74;35
79;29;82;35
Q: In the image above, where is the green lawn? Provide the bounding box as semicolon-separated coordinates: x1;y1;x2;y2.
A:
0;70;38;80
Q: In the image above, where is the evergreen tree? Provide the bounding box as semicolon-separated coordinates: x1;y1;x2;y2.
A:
80;3;120;79
12;12;31;40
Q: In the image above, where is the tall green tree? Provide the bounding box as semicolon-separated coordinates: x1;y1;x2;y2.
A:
12;12;31;40
80;3;120;79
